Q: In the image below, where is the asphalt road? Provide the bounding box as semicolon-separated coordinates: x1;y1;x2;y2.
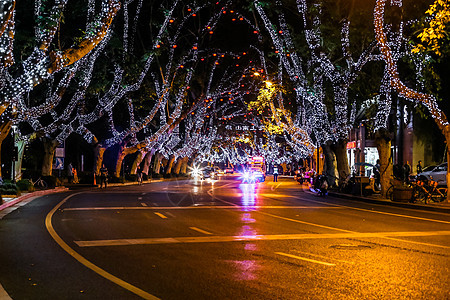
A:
0;176;449;299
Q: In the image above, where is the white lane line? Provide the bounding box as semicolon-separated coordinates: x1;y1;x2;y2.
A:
141;203;147;207
74;230;450;247
138;197;143;200
189;227;213;235
154;212;167;219
296;197;450;225
62;205;341;211
275;252;335;266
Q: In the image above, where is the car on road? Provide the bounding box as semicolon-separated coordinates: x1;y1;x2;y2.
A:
205;167;219;179
417;163;447;185
241;167;265;183
249;166;265;182
224;167;234;174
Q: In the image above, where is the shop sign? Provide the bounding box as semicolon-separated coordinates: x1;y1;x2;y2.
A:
347;141;356;149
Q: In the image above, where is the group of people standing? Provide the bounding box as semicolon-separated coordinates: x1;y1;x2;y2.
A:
373;160;424;188
65;163;145;188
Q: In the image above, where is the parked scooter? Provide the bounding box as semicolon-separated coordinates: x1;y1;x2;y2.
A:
310;174;328;196
294;172;304;184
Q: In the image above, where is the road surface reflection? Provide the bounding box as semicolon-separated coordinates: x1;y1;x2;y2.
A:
231;183;261;281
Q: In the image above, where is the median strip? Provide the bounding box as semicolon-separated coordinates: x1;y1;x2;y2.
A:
74;230;450;247
62;205;342;211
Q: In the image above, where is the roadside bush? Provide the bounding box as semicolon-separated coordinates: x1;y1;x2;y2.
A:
16;179;35;192
125;174;137;182
43;176;57;188
163;173;172;179
152;173;162;179
0;182;19;195
109;176;125;184
78;172;94;184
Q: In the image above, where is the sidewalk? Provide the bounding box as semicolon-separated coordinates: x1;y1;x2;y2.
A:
328;190;450;214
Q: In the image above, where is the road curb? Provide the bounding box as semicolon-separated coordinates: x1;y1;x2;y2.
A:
328;191;450;214
0;179;172;212
0;187;69;211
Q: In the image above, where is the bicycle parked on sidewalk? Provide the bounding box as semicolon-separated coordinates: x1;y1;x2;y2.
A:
25;177;48;189
385;175;405;201
410;180;447;204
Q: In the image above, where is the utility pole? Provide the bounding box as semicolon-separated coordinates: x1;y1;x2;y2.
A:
11;126;18;182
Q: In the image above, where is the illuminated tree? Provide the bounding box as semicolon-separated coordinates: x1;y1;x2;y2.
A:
412;0;450;57
0;0;119;178
375;0;450;201
253;0;378;184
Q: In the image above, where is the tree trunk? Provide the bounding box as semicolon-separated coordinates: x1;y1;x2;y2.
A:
42;138;59;176
173;157;183;174
130;150;145;175
115;145;126;178
333;139;350;182
13;140;26;181
153;153;163;174
142;150;154;175
93;144;106;175
0;121;12;178
446;133;450;203
161;157;168;174
375;129;393;198
180;157;189;174
322;142;338;187
165;155;176;175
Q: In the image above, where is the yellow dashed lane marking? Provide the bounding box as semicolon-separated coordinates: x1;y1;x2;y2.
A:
189;227;213;235
275;252;335;266
154;212;167;219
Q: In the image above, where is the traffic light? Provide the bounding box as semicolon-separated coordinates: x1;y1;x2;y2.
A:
12;146;18;161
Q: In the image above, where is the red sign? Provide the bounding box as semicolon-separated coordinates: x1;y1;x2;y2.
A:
347;141;356;149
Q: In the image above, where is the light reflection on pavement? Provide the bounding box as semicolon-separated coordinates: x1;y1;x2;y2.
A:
232;183;261;281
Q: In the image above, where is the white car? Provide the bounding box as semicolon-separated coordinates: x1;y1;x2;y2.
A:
249;167;265;182
417;163;447;185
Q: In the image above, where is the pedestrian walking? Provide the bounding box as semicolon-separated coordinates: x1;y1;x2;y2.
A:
100;164;108;188
273;165;279;182
67;163;73;183
137;166;143;185
72;167;79;184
